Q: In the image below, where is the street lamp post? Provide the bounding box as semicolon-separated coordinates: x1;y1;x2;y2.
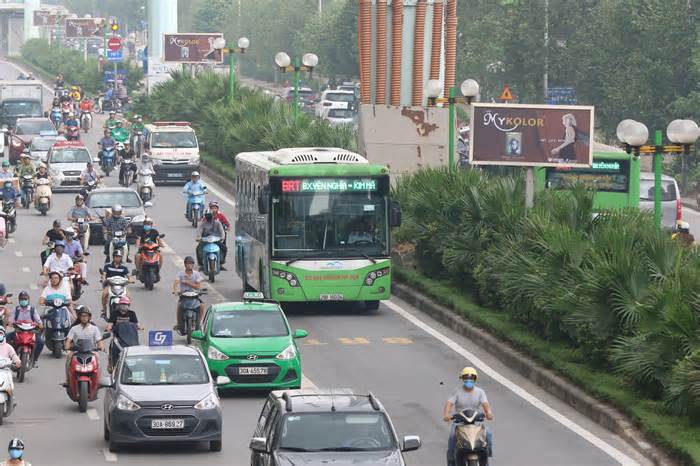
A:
275;51;319;119
425;78;480;170
617;118;700;229
214;36;250;101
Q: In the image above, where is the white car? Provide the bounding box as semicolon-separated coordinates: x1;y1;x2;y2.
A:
315;89;356;118
46;140;95;191
324;108;355;127
29;131;65;166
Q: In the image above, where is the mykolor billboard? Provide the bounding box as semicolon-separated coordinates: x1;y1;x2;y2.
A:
469;103;594;167
163;33;223;63
64;18;104;38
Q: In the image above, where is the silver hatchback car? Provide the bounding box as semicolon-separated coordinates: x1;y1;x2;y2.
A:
639;172;682;230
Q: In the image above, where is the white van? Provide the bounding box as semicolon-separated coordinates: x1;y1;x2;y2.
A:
639;172;682;230
144;121;199;184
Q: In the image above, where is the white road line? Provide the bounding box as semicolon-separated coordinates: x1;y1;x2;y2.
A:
383;300;639;466
86;407;99;421
14;251;23;257
204;179;236;208
102;447;118;462
21;267;30;273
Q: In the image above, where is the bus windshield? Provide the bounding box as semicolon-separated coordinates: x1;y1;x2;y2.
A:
273;189;388;259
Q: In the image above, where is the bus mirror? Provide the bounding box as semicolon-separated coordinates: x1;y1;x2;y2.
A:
390;201;402;227
258;188;269;215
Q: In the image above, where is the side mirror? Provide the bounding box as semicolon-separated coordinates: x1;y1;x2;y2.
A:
144;201;153;208
191;330;204;340
93;157;100;163
101;332;112;341
293;329;308;339
390;201;402;228
257;187;269;215
249;437;268;453
215;375;231;386
401;435;421;452
44;111;49;118
98;375;114;388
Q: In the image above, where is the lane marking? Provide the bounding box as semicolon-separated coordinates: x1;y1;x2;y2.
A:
303;339;328;346
14;251;23;257
338;337;370;345
102;447;118;462
382;337;413;344
383;300;639;466
21;267;30;273
86;407;99;421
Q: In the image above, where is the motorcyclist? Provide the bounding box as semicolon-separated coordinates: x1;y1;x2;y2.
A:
105;296;141;332
2;438;31;466
79;96;93;114
130;115;145;148
97;129;116;167
64;306;104;385
63;228;87;284
100;250;132;318
136;154;155;183
42;240;73;277
0;161;13;180
208;201;230;262
183;171;206;219
111;120;130;144
64;112;80;136
15;154;35;178
0;333;20;400
55;73;65;88
67;195;93;222
69;86;81;104
134;217;164;279
172;256;204;331
104;111;119;131
0;179;19;207
102;204;132;260
35;163;49;181
672;220;695;247
6;292;44;366
443;367;494;466
196;211;226;270
117;141;137;184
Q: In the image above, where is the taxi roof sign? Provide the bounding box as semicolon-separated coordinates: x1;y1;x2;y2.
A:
243;292;265;301
148;330;173;346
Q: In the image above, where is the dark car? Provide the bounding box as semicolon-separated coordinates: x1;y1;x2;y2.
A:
86;187;151;244
249;389;421;466
8;118;56;164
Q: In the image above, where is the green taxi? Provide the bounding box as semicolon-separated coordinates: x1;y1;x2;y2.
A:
191;293;307;390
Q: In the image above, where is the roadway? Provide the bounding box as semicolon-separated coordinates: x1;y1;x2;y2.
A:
0;60;651;466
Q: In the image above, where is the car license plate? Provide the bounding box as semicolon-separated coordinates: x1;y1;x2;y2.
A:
167;173;182;178
151;418;184;429
320;294;344;301
239;367;268;375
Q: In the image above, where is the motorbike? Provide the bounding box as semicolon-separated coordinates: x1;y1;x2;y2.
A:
65;333;110;413
68;264;84;302
66;123;80;141
20;175;34;209
452;409;490;466
201;235;222;283
0;293;12;323
43;297;71;359
11;321;38;383
132;131;144;158
0;211;7;248
80;177;101;200
0;358;16;425
35;178;52;215
119;156;137;187
99;143;116;177
108;322;139;373
137;237;164;290
178;289;206;345
2;200;16;234
50;106;62;129
73;217;90;251
137;167;155;202
80;111;92;133
185;189;207;228
108;229;129;260
105;276;130;321
60;101;72;121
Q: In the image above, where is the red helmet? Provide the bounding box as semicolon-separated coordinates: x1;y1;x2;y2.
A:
118;296;131;305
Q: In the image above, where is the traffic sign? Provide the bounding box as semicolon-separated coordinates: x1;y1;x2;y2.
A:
499;85;515;102
106;49;124;62
107;37;121;51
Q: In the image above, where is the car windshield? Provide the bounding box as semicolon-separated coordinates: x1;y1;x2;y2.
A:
640;179;677;201
15;120;54;135
278;413;396;452
325;93;354;103
120;354;209;385
328;109;354;118
210;310;289;338
3;102;41;117
50;148;91;164
32;138;60;151
151;131;197;148
88;191;141;208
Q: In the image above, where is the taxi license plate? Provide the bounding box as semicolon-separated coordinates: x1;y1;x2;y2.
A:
320;294;344;301
167;173;182;178
151;419;184;429
239;367;268;375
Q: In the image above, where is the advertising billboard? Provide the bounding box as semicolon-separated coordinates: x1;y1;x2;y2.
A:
469;103;594;167
34;10;66;27
163;33;223;63
65;18;105;38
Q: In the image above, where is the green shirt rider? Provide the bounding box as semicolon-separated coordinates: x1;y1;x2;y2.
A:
15;154;36;178
104;111;119;131
111;121;130;144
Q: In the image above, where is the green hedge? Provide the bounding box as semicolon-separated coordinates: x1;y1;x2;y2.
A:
393;167;700;460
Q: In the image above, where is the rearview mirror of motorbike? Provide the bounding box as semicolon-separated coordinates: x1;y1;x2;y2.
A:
190;330;204;340
101;332;112;341
159;233;166;238
98;375;114;389
401;435;421;452
144;201;153;208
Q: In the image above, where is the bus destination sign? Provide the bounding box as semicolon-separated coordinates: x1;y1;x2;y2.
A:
281;178;378;193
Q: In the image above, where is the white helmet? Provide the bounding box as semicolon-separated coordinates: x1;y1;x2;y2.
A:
112;204;123;214
116;143;125;150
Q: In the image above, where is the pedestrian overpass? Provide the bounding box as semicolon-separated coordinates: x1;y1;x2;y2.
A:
0;3;25;57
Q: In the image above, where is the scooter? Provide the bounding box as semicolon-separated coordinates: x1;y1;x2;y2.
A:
137;237;163;290
65;333;110;413
132;131;144;158
452;409;490;466
99;143;116;177
137;167;155;202
66;123;80;141
80;177;101;200
108;229;129;260
50;106;62;129
60;101;72;121
105;276;130;321
108;322;139;373
201;235;222;283
0;211;7;248
68;264;84;302
2;200;16;234
178;289;206;345
80;111;92;133
35;178;52;215
11;321;38;383
185;188;207;228
0;357;16;425
73;217;90;251
20;175;34;209
43;297;71;359
119;156;137;187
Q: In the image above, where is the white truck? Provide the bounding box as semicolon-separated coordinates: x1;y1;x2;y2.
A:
0;80;45;130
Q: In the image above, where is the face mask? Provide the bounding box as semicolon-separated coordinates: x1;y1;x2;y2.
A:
9;449;22;459
19;300;29;307
463;380;475;389
0;335;5;343
143;225;152;231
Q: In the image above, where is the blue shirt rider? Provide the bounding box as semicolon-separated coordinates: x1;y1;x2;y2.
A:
183;172;206;220
98;129;115;163
0;180;19;204
64;113;80;128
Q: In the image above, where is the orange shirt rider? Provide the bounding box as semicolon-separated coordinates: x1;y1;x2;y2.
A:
79;99;93;112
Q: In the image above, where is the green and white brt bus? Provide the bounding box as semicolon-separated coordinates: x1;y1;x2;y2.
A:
233;147;400;309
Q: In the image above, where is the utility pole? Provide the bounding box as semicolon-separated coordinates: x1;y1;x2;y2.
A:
543;0;549;101
319;0;323;16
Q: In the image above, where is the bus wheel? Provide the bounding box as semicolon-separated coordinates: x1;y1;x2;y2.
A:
365;300;380;311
